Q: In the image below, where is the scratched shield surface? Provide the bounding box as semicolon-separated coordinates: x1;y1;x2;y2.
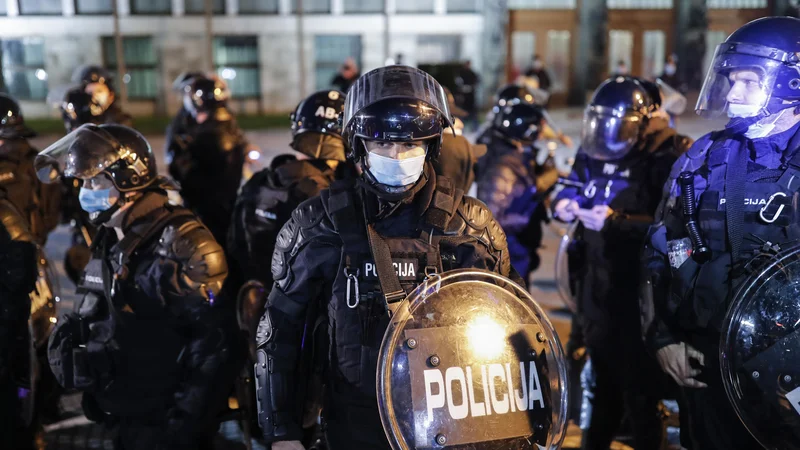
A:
377;269;568;450
721;242;800;450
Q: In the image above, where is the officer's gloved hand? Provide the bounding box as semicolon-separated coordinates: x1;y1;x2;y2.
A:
272;441;305;450
575;205;613;231
554;199;579;222
656;342;708;389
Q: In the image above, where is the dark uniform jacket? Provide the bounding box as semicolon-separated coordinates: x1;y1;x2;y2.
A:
256;165;521;447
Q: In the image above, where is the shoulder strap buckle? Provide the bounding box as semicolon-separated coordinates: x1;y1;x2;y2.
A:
345;267;360;309
759;192;788;224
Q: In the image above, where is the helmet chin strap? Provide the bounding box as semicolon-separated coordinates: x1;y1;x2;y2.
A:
89;202;121;226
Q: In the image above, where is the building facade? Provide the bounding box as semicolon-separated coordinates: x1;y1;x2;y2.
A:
0;0;487;117
506;0;798;105
1;0;796;118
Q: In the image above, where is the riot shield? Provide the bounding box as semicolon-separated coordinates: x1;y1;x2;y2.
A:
554;222;579;313
721;243;800;450
378;269;568;449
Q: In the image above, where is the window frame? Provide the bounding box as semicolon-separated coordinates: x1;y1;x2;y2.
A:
101;35;160;100
213;36;261;99
183;0;226;15
0;37;49;101
129;0;172;15
17;0;64;16
313;34;363;92
73;0;114;15
342;0;385;13
237;0;280;14
290;0;333;14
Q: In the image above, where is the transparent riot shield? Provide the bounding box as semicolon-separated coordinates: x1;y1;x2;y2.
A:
377;269;568;449
721;243;800;450
554;222;579;313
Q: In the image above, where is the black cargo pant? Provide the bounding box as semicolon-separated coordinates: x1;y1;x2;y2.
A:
681;331;760;450
581;344;664;450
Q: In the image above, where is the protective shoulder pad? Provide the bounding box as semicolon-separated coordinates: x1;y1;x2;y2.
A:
450;196;508;253
271;195;337;283
0;198;33;243
159;214;228;297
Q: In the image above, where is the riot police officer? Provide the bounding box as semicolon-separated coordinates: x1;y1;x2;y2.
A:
229;89;350;291
72;64;133;127
37;124;234;450
554;76;691;450
255;66;521;450
0;93;58;449
435;87;487;193
166;76;248;246
642;17;800;450
477;102;550;280
165;71;207;153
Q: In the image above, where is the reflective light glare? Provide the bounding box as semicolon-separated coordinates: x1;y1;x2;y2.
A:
248;150;261;160
221;68;237;80
49;317;57;324
467;315;506;359
35;69;47;81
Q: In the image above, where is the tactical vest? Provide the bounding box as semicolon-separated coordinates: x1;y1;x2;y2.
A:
670;131;800;330
48;206;196;417
319;177;463;397
575;153;651;212
697;143;800;256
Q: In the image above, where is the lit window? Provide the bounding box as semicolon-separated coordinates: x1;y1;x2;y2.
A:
76;0;114;14
185;0;225;14
19;0;62;15
102;37;159;99
1;38;48;100
214;37;261;98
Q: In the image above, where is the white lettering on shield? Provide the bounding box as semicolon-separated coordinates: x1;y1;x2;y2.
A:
786;385;800;416
423;362;545;421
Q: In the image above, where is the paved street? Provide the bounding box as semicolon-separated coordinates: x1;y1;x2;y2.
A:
33;109;726;449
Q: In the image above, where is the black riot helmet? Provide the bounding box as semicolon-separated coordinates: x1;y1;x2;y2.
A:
183;76;230;118
60;86;99;132
290;90;346;160
35;123;158;193
0;93;35;139
72;65;115;92
491;102;546;145
581;76;659;161
495;83;537;107
172;70;206;92
342;65;452;161
342;65;453;197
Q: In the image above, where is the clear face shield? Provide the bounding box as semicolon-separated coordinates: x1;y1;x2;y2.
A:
696;42;799;119
343;65;453;134
580;106;642;161
34;124;124;184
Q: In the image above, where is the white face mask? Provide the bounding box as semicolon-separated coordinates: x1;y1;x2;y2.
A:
744;109;787;139
727;103;762;118
366;151;426;187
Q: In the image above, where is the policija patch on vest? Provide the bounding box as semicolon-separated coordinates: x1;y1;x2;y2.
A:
362;259;420;281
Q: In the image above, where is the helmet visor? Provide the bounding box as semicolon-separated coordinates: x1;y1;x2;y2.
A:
581;107;641;161
696;42;792;118
343;65;453;131
35;124;123;183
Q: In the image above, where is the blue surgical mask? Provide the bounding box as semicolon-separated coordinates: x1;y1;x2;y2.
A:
78;187;116;213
